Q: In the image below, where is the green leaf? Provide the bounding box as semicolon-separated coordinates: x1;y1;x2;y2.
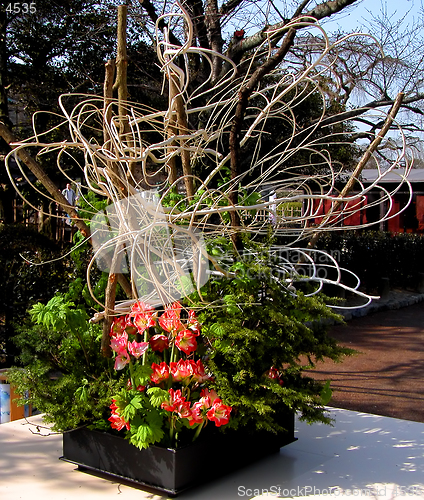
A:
146;387;168;408
133;364;153;386
129;411;165;449
130;395;143;410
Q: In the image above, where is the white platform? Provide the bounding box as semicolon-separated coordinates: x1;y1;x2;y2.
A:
1;408;423;500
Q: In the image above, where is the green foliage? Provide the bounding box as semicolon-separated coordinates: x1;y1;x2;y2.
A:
29;295;88;333
0;224;72;366
189;239;352;433
7;292;120;431
112;388;166;450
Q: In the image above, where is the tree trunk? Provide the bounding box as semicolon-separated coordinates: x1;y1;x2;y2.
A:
205;0;223;82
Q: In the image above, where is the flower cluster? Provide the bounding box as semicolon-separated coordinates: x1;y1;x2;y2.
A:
161;387;231;427
109;301;201;371
108;301;232;448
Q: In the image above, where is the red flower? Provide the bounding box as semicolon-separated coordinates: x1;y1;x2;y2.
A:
130;301;155;316
130;301;157;334
161;388;185;412
207;399;232;427
193;395;211;413
125;323;138;336
200;388;219;404
175;400;192;419
265;366;284;386
108;412;130;431
149;334;169;353
187;404;204;426
158;302;183;333
110;316;128;337
170;359;194;382
175;329;197;355
109;400;130;431
127;380;146;391
110;399;118;412
191;360;210;383
187;310;201;335
150;362;170;384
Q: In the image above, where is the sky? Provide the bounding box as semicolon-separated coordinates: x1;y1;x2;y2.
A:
322;0;423;32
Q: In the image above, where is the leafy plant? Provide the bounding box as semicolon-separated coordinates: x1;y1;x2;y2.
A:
188;239;352;433
7;291;119;431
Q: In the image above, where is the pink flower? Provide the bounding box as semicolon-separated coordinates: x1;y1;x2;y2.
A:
128;340;149;358
161;388;185;412
158;302;182;333
175;329;197;355
110;332;128;354
130;301;157;334
207;399;232;427
149;334;169;353
150;362;170;384
114;350;130;370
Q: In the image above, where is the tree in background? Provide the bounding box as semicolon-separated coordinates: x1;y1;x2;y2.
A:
2;0;424;220
0;0;419;367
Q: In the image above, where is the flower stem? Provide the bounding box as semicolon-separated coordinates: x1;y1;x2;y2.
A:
192;420;204;442
169;415;175;443
128;359;135;389
142;329;149;366
170;339;176;363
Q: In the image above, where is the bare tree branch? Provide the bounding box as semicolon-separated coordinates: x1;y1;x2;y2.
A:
319;94;424;129
137;0;182;46
220;0;245;17
226;0;359;64
307;92;405;250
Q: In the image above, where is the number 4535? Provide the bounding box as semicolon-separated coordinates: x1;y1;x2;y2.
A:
6;3;37;14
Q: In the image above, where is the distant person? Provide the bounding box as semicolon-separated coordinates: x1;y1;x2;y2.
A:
61;183;78;225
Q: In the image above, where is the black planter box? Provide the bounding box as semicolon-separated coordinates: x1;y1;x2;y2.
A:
60;414;296;496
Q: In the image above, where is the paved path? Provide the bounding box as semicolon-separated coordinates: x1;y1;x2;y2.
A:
309;300;424;423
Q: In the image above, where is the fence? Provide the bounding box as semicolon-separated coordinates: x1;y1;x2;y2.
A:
11;199;76;243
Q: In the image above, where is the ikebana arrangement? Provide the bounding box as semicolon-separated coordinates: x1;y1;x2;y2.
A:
4;0;412;495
